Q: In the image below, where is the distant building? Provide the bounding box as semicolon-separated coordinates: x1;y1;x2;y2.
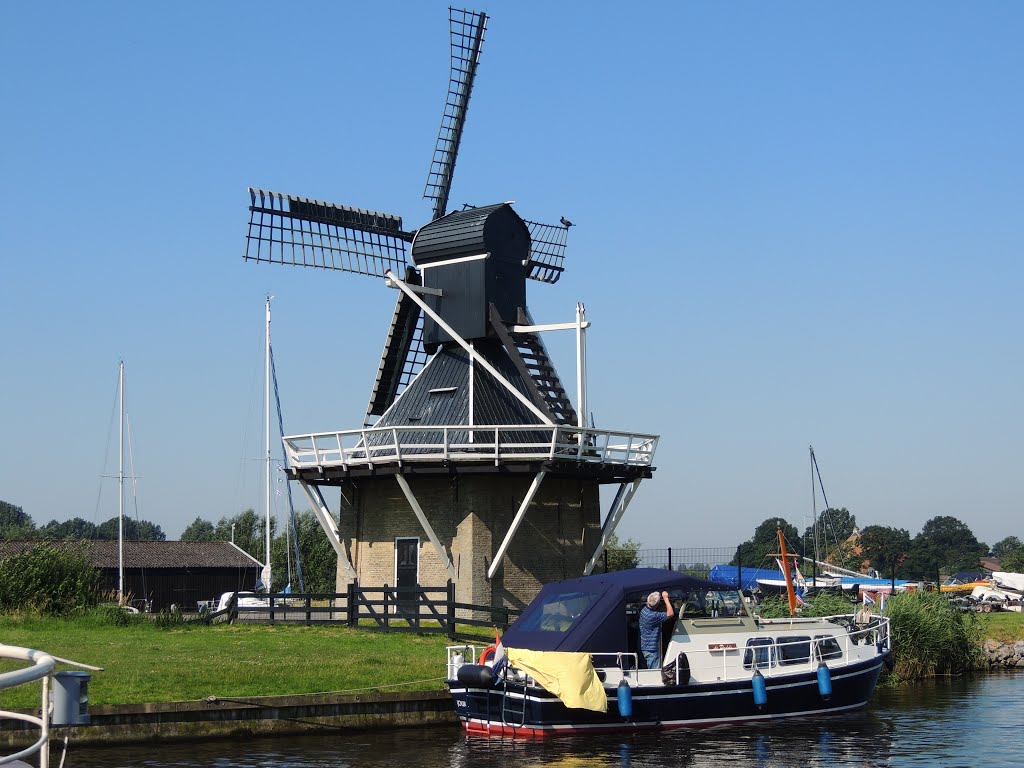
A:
0;540;262;612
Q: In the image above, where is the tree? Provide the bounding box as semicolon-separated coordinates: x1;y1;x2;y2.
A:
268;510;337;593
38;517;97;539
858;525;911;579
733;518;801;569
0;500;35;539
603;533;640;571
181;517;217;542
95;517;166;541
215;509;274;564
903;516;988;580
1001;548;1024;572
992;536;1023;559
802;507;857;555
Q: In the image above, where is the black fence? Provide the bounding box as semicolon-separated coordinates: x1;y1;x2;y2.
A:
204;581;520;639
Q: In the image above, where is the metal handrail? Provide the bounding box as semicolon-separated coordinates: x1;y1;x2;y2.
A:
1;644;54;767
284;424;660;470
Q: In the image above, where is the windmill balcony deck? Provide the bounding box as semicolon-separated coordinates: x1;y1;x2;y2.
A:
282;424;658;483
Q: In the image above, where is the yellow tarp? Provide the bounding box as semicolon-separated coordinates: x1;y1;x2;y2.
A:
506;649;608;713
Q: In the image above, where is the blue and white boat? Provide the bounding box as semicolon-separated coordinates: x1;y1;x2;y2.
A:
447;568;891;737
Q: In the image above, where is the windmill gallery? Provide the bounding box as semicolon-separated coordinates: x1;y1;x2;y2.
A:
241;8;658;613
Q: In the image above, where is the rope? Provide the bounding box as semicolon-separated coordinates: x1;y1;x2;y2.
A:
270;345;304;593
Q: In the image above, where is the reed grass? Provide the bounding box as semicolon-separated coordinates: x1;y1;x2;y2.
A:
884;590;983;681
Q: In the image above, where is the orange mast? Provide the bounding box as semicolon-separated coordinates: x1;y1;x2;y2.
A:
776;527;798;617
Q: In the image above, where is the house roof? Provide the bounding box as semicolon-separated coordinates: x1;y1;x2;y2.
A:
0;540;262;569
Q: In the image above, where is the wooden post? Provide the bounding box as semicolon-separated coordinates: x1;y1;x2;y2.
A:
347;581;358;628
384;584;390;630
447;579;456;638
305;595;311;626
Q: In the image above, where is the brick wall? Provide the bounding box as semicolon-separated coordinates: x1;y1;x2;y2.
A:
332;473;601;609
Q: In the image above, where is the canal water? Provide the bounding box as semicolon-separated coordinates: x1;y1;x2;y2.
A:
71;672;1023;767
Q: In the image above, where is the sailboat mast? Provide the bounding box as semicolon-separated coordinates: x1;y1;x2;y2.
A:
263;297;273;592
118;360;125;604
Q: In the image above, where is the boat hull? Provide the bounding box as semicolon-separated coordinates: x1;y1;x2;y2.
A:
448;655;885;738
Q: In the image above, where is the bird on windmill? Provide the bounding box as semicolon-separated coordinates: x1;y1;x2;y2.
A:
239;7;658;606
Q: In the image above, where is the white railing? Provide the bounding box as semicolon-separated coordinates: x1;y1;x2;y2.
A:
1;644;55;767
284;424;659;471
1;644;102;767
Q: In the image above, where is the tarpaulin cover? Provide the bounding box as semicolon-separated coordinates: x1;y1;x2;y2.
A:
506;649;607;712
500;568;733;655
707;565;781;592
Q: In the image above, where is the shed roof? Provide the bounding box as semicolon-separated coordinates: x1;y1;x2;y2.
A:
0;540;262;569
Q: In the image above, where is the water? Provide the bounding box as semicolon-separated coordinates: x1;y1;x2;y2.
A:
70;673;1024;767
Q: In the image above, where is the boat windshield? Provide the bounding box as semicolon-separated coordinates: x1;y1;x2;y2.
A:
513;589;599;634
677;589;744;619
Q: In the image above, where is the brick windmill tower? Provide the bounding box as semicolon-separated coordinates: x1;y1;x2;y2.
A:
241;9;658;609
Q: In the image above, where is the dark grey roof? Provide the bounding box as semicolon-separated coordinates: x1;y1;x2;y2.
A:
412;203;529;266
0;540;262;569
376;343;538;426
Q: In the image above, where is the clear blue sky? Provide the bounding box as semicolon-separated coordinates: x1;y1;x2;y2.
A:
1;2;1021;550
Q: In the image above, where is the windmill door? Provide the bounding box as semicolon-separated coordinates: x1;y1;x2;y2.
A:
395;537;419;613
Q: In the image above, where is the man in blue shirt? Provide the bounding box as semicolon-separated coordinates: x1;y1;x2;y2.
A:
639;590;675;669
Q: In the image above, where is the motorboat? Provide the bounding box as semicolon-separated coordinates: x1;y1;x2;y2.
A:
446;567;892;737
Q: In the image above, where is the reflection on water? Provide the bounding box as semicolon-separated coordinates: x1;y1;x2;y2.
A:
71;673;1024;768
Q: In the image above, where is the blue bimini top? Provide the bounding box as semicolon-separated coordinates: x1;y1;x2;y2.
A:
500;568;734;654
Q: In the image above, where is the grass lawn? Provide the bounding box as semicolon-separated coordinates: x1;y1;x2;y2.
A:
0;615;492;709
975;610;1024;644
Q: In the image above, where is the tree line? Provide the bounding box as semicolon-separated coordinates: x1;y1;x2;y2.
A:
732;507;1024;581
0;499;335;594
0;499;166;541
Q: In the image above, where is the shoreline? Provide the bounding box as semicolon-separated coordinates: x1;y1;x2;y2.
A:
3;636;1022;748
1;690;456;749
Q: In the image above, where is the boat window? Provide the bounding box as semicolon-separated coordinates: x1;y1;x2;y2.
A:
743;637;776;669
776;636;811;665
514;590;598;634
813;635;843;661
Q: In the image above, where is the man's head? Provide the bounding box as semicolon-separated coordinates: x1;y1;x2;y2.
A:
647;591;661;608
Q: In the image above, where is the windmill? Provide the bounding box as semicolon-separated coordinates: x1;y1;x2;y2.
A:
241;9;658;606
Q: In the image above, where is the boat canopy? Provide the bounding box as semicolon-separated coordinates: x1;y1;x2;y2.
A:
500;568;734;654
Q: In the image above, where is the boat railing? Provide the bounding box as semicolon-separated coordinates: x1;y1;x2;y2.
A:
589;615;891;686
283;424;659;471
0;643;102;768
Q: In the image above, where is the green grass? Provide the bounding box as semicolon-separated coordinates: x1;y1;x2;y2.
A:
975;610;1024;644
0;614;492;709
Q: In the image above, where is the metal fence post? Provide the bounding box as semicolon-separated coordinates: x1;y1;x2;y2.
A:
737;546;743;592
668;547;673;571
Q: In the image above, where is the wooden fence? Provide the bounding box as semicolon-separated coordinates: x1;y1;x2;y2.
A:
203;581;520;639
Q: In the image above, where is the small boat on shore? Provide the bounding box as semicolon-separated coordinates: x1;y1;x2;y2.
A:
446;566;891;737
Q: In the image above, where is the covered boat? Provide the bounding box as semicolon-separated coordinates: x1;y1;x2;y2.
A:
446;568;891;737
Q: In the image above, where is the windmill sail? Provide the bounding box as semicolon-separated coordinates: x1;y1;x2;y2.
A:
524;219;568;284
245;187;413;277
423;8;488;221
365;269;431;423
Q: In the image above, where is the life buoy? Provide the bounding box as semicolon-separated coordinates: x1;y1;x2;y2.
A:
479;644;497;664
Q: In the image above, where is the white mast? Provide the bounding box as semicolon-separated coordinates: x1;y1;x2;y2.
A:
262;297;273;592
118;360;125;604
